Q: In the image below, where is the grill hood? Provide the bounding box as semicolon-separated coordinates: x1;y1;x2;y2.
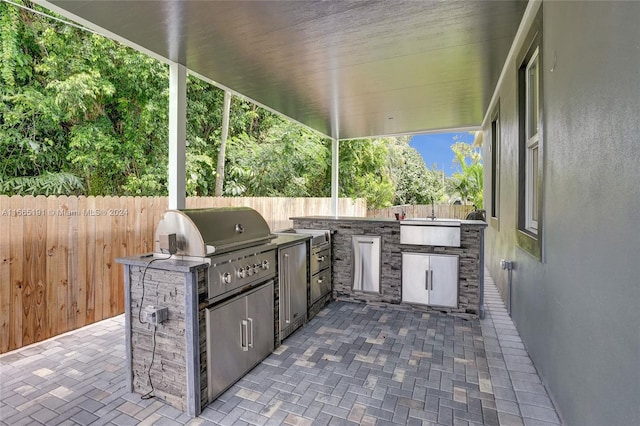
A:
154;207;274;257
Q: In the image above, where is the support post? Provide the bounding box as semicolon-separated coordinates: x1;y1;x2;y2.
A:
169;62;187;210
331;138;339;217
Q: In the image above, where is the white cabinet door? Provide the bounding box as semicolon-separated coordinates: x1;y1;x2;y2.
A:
428;254;458;308
402;253;430;305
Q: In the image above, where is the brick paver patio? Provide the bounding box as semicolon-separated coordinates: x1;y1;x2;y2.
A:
0;272;561;425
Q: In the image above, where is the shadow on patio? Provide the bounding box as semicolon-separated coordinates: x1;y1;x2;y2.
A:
0;272;561;426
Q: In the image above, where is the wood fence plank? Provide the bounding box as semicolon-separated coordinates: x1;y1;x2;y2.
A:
84;197;96;324
21;196;36;346
45;196;58;338
56;197;69;334
33;196;47;342
76;196;87;328
109;197;127;316
94;197;104;321
66;196;79;330
0;196;11;352
9;196;24;350
100;197;112;318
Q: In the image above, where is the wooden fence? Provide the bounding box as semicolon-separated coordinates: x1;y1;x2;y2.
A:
367;204;475;220
0;195;365;353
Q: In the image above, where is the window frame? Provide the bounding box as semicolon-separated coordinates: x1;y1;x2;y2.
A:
516;7;543;260
490;101;501;228
525;48;540;233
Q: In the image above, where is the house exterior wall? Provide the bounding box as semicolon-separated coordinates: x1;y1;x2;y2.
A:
483;2;640;425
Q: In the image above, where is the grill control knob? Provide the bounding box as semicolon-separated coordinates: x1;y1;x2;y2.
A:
245;265;253;276
253;263;260;274
237;268;246;279
261;260;270;270
222;272;232;284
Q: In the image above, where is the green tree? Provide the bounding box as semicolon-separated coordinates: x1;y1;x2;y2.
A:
387;138;444;205
338;138;395;209
450;140;483;208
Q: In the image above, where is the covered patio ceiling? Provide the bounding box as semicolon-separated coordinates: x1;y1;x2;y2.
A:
37;0;527;140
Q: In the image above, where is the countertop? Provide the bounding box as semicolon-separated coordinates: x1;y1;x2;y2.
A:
271;233;312;247
291;215;487;227
116;255;208;272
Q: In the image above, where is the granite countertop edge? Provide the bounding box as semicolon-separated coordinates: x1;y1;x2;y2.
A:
116;255;208;272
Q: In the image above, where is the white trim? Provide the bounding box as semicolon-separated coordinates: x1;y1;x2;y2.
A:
331;139;340;217
524;49;540;233
168;62;187;210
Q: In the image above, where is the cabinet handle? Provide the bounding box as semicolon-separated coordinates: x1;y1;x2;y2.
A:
425;269;432;291
240;319;248;351
316;255;326;262
284;254;290;324
318;278;323;284
247;317;254;349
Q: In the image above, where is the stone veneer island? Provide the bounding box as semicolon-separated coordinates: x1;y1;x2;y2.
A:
292;216;487;319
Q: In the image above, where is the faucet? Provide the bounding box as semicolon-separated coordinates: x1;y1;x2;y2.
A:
429;197;436;220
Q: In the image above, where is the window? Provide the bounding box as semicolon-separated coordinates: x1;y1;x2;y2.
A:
525;49;540;232
516;7;543;260
490;103;500;224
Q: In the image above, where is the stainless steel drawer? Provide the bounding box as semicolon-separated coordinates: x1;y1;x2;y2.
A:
311;268;331;303
311;247;331;274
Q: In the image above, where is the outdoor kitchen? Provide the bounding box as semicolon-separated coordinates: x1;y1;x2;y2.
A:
116;206;486;416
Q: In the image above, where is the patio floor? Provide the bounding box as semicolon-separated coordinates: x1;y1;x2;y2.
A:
0;272;562;426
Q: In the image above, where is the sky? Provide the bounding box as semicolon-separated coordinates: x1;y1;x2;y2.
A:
409;132;475;176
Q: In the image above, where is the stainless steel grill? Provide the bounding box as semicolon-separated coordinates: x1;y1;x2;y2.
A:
154;206;276;304
154;207;277;402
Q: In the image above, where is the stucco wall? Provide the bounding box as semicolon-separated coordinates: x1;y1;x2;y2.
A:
483;2;640;425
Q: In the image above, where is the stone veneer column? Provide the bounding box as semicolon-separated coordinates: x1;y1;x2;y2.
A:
118;257;208;417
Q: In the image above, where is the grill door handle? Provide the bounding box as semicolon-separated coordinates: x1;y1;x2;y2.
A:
247;317;254;349
240;319;248;351
284;253;290;324
425;269;432;291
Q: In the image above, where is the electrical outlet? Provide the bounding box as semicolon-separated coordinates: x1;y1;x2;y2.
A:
159;233;177;254
144;306;168;325
500;260;514;270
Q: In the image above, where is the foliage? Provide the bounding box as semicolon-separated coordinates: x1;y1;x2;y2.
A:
0;171;84;195
450;139;483;208
336;139;391;208
388;138;444;205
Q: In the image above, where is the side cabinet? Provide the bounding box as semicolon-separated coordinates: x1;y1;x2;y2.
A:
402;253;458;308
278;242;307;341
206;281;274;401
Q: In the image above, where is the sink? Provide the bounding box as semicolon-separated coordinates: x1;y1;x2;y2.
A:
399;219;461;246
400;218;461;227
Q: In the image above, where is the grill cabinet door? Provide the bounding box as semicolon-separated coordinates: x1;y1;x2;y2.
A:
206;295;249;401
245;282;275;368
